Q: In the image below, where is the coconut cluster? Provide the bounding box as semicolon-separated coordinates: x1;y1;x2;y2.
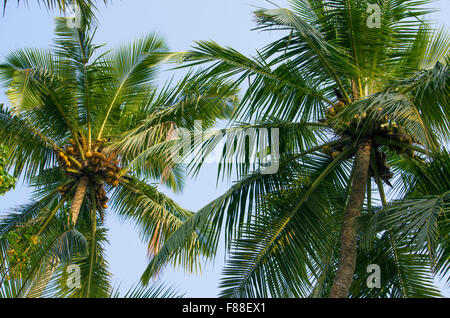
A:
378;122;416;157
369;149;393;185
56;135;122;211
325;101;347;119
322;144;350;159
322;139;394;185
322;101;418;186
325;101;417;156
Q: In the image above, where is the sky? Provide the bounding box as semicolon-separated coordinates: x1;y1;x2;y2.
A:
0;0;449;297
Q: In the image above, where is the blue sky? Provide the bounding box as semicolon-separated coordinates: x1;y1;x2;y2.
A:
0;0;449;297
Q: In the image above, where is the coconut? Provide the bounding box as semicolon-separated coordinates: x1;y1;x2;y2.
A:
398;134;407;142
334;101;346;112
326;107;336;118
30;235;39;245
406;149;415;158
322;146;333;156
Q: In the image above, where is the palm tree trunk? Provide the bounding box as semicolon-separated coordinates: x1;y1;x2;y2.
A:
329;139;372;298
70;176;89;226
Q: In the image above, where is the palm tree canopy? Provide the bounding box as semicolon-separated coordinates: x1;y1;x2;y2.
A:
0;14;237;297
144;0;450;298
2;0;107;12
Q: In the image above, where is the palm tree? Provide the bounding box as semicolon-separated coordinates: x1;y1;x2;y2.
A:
1;1;104;198
142;0;449;297
0;15;236;297
2;0;107;12
1;0;109;28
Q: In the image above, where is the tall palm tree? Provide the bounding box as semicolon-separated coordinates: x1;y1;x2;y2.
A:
0;15;236;297
1;1;103;197
142;0;449;297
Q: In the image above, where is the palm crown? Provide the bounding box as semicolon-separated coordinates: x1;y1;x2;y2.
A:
0;16;236;297
143;0;450;298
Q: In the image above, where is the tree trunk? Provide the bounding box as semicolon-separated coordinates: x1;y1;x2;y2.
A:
70;176;89;226
329;140;372;298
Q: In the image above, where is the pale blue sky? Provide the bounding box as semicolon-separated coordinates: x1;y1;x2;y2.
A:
0;0;449;297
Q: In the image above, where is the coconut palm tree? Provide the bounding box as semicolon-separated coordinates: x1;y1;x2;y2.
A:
1;1;104;199
0;14;236;297
2;0;107;12
141;0;450;297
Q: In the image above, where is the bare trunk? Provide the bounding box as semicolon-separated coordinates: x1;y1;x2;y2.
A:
70;176;89;226
329;140;371;298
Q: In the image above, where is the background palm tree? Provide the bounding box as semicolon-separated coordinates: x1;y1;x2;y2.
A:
141;0;450;298
1;0;110;29
0;14;236;297
2;0;108;12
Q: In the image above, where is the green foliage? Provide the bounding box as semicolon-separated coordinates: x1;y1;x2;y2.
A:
4;220;41;280
0;144;15;195
360;150;450;291
152;0;450;298
0;9;234;297
1;0;448;299
2;1;108;13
